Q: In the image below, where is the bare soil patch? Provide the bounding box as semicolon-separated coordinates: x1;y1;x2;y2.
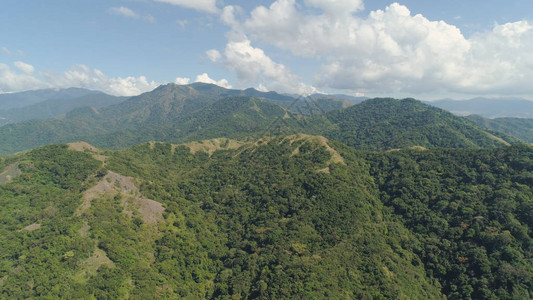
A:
0;163;22;185
19;223;41;232
182;138;246;155
68;141;99;152
76;171;164;224
68;141;108;164
0;275;7;286
483;131;511;146
287;134;345;165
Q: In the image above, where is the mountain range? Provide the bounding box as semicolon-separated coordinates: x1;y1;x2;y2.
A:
0;92;126;126
1;84;533;299
0;87;102;110
0;83;520;155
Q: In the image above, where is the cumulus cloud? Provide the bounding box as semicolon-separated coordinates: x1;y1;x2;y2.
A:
153;0;219;14
206;49;221;62
304;0;364;16
221;39;316;94
13;61;34;74
221;5;243;28
45;65;160;96
220;0;533;97
175;77;191;85
174;74;232;88
194;73;232;88
0;63;159;96
0;63;43;93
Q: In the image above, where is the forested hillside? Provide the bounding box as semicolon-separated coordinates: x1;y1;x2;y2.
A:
0;84;518;155
1;137;532;299
364;145;533;299
319;98;518;150
467;114;533;143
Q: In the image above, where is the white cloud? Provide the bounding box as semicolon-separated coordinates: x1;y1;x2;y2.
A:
194;73;232;89
176;19;188;29
0;63;43;93
0;63;159;96
206;49;221;62
144;14;156;23
44;65;160;96
108;6;155;22
217;38;317;94
304;0;364;16
2;46;12;56
221;5;243;28
108;6;139;18
175;77;191;84
0;47;23;57
153;0;219;13
223;1;533;97
13;61;34;74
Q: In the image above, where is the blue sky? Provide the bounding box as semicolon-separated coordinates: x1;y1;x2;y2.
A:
1;0;532;100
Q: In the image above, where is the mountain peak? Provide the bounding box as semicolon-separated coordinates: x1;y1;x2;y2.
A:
322;97;516;150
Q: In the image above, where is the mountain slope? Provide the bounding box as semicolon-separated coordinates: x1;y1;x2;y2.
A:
0;92;125;126
2;137;533;299
0;83;307;155
318;98;518;151
467;114;533;143
364;144;533;299
309;93;368;104
80;95;301;148
0;137;443;299
0;86;522;155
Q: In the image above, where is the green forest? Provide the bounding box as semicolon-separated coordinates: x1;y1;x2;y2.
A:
0;84;520;156
1;136;532;299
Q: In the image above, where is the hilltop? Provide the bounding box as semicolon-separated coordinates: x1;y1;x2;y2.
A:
318;98;518;150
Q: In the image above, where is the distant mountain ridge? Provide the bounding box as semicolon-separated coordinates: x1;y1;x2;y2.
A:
0;87;101;110
467;114;533;143
427;97;533;118
309;93;368;104
0;84;521;155
0;92;125;126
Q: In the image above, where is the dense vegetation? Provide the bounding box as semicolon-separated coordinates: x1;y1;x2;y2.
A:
364;145;533;299
468;114;533;143
1;137;532;299
319;98;519;151
1;83;531;299
0;85;517;155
